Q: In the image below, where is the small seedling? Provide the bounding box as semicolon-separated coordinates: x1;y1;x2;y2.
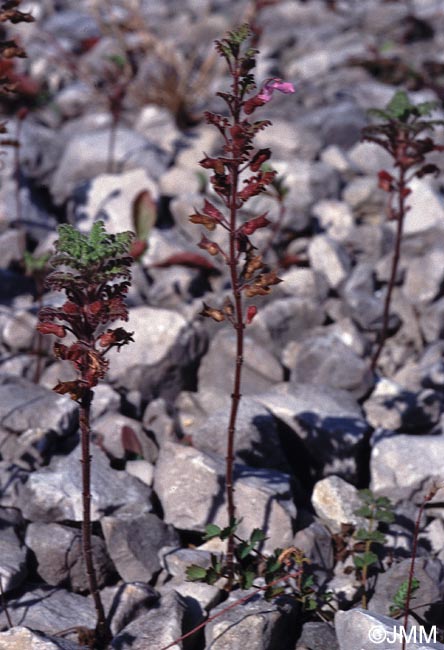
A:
353;489;395;608
362;90;444;372
37;221;134;649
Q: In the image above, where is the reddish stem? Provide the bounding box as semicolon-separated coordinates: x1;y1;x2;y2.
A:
224;56;245;587
79;389;111;648
401;485;439;650
370;166;407;372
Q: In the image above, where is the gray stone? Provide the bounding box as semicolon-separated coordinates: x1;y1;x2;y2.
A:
311;476;366;534
55;81;95;119
364;381;441;433
25;522;114;592
135;106;180;155
205;592;298;650
154;442;295;552
0;526;27;593
341;262;396;331
288;331;373;399
0;627;82;650
249;297;325;354
0;462;29;509
369;558;443;620
348;140;393;175
101;511;179;582
343;176;379;210
293;522;334;572
371;431;444;494
92;413;157;463
51;128;168;204
125;460;154;487
0;586;95;633
74;169;158;236
197;328;283;412
420;298;444;344
18;444;152;522
191;397;287;470
161;548;213;582
142;398;175;448
335;607;444;650
171;581;222;631
0;375;78;437
256;383;368;481
20;122;63;181
107;305;204;402
282;160;339;213
101;582;159;636
89;384;121;421
111;590;186;650
308;235;351;289
321;145;352;174
402;177;444;235
0;230;25;268
403;248;444;305
278;268;329;301
312;200;354;241
296;622;339;650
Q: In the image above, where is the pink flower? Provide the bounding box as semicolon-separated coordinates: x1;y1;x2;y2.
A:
257;78;295;102
244;78;295;115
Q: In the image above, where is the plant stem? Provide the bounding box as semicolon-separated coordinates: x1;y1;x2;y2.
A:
370;167;407;372
361;512;375;609
224;57;244;588
79;389;110;648
402;485;439;650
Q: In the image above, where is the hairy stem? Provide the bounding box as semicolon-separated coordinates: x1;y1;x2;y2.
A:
360;513;375;609
371;167;407;372
80;389;111;647
224;56;244;588
402;486;438;650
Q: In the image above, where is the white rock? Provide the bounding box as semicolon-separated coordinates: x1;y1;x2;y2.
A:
75;168;158;234
402;177;444;235
308;234;351;288
312;475;365;533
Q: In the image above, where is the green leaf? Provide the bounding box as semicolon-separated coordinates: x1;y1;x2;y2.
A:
375;509;395;524
354;505;373;518
386;91;412;119
238;542;254;560
392;577;420;610
204;524;222;540
354;550;379;569
375;496;393;508
107;53;126;68
303;597;317;611
354;529;386;544
186;565;208;581
242;570;256;590
250;529;266;544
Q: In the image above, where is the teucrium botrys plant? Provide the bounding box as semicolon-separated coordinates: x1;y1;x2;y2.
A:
189;24;294;587
37;221;134;649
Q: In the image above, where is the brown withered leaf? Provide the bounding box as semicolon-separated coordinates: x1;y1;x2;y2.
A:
200;302;225;322
189;211;217;231
244;284;271;297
